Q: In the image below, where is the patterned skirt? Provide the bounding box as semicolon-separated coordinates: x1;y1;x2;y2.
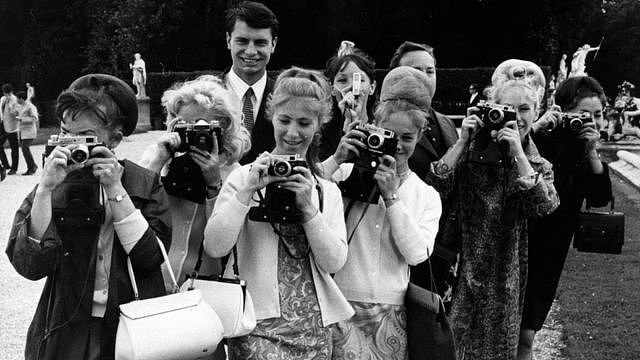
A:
332;301;407;360
228;224;333;360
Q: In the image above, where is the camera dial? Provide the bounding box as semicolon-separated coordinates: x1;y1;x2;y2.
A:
569;117;584;131
272;160;293;177
487;108;505;124
70;145;90;164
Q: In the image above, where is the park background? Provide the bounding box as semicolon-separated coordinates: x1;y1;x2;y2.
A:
0;0;639;126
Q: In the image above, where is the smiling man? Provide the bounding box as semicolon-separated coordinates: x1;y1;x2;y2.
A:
224;1;279;164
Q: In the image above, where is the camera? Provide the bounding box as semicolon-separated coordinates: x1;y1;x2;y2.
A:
174;119;223;153
353;123;398;172
43;135;105;166
268;154;307;177
352;72;362;97
248;154;308;224
558;112;592;132
474;100;517;129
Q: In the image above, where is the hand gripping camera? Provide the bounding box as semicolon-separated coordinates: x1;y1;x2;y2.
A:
353;123;398;172
43;135;105;167
249;154;308;224
474;100;517;130
174;119;223;154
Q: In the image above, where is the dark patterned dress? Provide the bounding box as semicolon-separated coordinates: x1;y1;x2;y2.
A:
228;223;334;360
428;138;559;360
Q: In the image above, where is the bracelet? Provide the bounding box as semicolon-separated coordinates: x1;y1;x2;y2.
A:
207;180;223;192
517;171;540;183
383;193;399;202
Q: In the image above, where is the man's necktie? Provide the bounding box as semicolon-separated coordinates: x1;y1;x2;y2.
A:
242;87;255;133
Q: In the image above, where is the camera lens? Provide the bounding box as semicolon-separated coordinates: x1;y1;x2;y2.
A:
70;145;89;165
569;118;583;131
367;134;383;149
487;109;504;124
273;160;292;177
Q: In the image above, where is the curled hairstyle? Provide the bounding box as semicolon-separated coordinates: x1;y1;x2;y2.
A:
267;67;332;174
490;59;546;105
162;75;251;165
225;1;279;38
388;41;436;69
56;86;125;143
554;76;606;111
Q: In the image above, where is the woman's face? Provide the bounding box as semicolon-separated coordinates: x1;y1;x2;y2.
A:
60;107;120;149
566;96;604;130
379;112;421;170
332;61;374;101
272;98;320;156
497;87;537;141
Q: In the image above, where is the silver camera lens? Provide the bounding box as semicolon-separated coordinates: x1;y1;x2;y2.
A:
70;145;90;164
272;160;292;177
367;133;384;149
569;118;583;131
487;109;504;124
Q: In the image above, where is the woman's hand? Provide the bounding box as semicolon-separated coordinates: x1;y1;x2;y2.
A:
40;146;83;192
335;85;363;132
156;132;180;162
278;166;318;221
86;146;124;189
578;122;601;153
333;122;366;164
496;121;525;157
189;145;222;187
533;108;562;133
374;155;400;201
459;109;485;144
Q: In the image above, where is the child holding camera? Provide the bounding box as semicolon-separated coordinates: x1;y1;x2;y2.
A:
519;75;612;360
139;75;250;299
321;66;442;359
428;60;558;359
203;68;353;359
6;74;171;360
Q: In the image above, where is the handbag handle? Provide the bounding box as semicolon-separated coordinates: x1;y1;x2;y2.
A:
584;195;616;211
127;237;179;300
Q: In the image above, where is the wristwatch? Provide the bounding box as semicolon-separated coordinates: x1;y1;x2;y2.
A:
383;193;399;202
108;193;129;202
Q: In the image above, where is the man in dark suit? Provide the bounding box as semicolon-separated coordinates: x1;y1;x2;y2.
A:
389;41;460;306
468;83;481;107
223;1;279;164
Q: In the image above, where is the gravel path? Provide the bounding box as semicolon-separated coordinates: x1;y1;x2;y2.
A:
0;131;162;360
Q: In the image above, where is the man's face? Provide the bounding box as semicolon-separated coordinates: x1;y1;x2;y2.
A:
398;50;436;100
226;20;277;80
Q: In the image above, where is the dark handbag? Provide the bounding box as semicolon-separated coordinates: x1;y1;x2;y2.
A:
573;196;625;254
405;259;456;360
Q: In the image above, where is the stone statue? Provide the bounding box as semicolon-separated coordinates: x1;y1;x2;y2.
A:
129;53;147;98
557;54;567;83
569;44;599;77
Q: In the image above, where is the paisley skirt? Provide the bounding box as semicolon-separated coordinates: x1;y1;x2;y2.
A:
332;301;408;360
228;224;333;360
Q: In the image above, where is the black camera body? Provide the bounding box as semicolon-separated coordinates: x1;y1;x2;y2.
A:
249;154;308;224
268;154;307;177
474;100;517;130
43;135;105;167
174;119;223;154
558;112;592;132
353;123;398;172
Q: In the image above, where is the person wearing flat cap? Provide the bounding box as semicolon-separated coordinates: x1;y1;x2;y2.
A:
322;66;442;359
5;74;172;360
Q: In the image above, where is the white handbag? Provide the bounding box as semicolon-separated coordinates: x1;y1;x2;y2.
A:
116;238;224;360
180;245;256;338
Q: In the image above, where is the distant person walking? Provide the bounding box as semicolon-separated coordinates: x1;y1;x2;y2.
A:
25;82;35;102
15;91;38;175
0;83;20;175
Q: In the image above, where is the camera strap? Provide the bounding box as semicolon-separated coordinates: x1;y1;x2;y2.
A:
345;184;379;246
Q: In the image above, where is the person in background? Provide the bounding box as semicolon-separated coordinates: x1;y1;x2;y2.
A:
430;65;558;358
468;83;481;107
223;0;279;164
0;83;21;175
26;82;35;102
518;75;613;360
388;40;459;306
204;68;353;359
15;91;38;175
323;66;442;360
5;74;171;360
320;40;377;161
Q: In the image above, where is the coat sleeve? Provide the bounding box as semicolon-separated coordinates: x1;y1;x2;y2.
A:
5;187;61;281
518;159;560;218
127;174;172;276
584;162;613;208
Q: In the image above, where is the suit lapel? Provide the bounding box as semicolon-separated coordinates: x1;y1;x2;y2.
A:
435;111;459;148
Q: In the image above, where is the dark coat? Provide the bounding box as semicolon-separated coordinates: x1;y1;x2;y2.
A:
222;70;276;165
6;160;172;360
407;109;460;297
